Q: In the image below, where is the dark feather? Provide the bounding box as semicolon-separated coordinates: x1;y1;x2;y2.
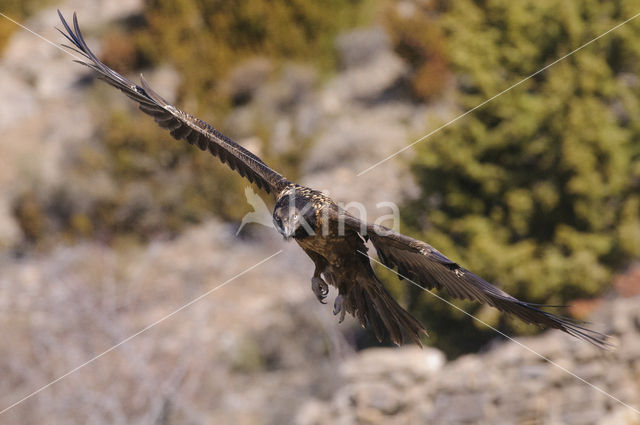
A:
57;10;290;195
333;211;612;349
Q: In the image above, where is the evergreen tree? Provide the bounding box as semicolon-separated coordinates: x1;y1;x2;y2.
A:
395;0;640;356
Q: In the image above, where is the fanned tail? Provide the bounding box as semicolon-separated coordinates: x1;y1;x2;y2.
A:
344;274;428;346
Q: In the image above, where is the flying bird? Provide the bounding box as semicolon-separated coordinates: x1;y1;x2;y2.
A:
57;11;610;348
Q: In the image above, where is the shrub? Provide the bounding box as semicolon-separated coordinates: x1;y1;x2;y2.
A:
0;0;51;52
384;1;451;100
393;0;640;356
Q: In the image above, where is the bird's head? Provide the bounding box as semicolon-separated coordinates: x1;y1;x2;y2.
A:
273;193;316;240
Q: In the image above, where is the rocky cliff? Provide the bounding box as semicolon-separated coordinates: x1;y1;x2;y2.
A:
0;2;638;425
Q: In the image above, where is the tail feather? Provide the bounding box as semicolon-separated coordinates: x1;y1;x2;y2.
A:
344;275;428;346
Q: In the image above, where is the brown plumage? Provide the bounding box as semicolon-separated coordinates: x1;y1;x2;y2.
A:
58;11;611;349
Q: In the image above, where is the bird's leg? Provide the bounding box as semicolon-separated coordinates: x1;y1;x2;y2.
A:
305;249;330;304
333;294;346;323
311;272;329;304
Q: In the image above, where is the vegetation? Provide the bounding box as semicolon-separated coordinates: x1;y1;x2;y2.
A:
384;0;450;100
387;0;640;356
7;0;639;356
13;0;374;246
136;0;375;105
0;0;51;52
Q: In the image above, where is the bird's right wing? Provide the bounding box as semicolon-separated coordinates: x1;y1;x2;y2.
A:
58;11;290;195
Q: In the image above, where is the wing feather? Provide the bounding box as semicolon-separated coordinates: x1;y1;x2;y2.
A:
57;11;290;195
335;211;611;349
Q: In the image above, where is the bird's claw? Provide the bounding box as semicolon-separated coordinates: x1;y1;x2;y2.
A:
311;277;329;304
333;294;346;323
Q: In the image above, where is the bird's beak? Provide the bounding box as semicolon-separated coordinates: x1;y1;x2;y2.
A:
274;217;295;240
282;223;296;240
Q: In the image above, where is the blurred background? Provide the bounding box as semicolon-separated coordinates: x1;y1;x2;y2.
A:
0;0;639;423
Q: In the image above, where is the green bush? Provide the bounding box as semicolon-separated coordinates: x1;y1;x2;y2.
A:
135;0;374;107
392;0;640;356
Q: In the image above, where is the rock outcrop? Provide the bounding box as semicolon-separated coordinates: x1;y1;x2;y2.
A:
295;293;640;425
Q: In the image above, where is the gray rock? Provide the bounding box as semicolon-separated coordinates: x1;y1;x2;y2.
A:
620;335;640;360
600;407;640;425
431;392;487;423
354;382;402;414
326;51;407;102
336;27;391;70
222;57;272;104
340;346;445;383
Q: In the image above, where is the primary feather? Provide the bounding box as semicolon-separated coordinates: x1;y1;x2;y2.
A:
57;10;290;195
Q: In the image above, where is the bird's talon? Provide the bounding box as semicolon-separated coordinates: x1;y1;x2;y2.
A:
333;295;342;315
311;277;329;303
333;295;346;323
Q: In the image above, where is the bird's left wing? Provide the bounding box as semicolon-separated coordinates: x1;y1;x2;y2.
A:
335;211;611;349
57;11;290;195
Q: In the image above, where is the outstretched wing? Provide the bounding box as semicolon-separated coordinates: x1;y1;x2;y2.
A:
335;212;611;349
57;11;290;195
